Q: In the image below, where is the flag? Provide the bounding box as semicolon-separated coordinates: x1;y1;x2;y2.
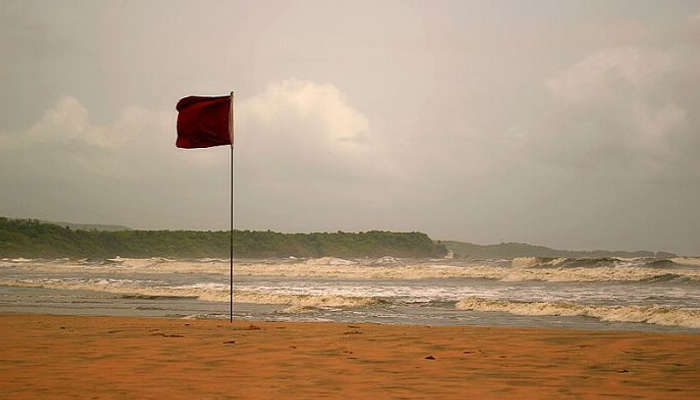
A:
176;94;232;148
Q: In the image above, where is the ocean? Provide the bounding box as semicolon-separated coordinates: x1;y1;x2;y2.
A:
1;256;699;333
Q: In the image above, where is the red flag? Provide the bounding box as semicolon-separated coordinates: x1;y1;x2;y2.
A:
176;94;232;148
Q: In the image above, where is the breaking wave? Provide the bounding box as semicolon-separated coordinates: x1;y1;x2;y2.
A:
510;256;697;269
234;261;700;283
456;297;700;329
2;256;700;283
672;257;700;267
0;278;379;311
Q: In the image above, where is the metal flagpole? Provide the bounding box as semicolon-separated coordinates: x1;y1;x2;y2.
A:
229;91;234;323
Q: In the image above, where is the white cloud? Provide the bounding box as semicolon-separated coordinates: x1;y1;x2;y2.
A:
538;44;699;179
243;79;369;145
0;80;398;230
235;79;390;184
546;46;673;104
28;97;92;143
232;79;405;231
0;94;231;227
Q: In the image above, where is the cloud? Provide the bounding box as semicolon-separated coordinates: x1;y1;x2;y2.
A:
3;5;700;254
454;21;700;254
244;79;369;145
546;46;674;105
236;79;379;183
537;44;699;181
0;95;207;227
0;80;398;231
234;79;404;231
691;11;700;24
0;95;185;180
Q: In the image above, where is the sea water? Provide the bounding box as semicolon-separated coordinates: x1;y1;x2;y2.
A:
1;256;699;333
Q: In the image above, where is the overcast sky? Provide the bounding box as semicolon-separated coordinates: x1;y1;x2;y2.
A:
1;1;700;254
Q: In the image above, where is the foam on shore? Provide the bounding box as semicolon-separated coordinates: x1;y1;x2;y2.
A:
3;257;699;283
0;278;379;311
456;296;700;329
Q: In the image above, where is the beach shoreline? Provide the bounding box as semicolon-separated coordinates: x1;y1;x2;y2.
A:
1;313;698;399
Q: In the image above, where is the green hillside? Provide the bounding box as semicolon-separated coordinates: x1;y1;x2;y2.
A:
40;220;132;232
442;240;676;259
0;217;446;259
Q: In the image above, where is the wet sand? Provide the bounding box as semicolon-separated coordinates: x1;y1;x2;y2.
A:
0;313;698;399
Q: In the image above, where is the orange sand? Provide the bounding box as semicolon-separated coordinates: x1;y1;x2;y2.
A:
0;313;698;399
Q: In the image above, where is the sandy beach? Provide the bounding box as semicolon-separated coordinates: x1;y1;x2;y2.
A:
0;314;698;399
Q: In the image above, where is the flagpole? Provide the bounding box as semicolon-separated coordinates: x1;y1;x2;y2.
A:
229;91;234;323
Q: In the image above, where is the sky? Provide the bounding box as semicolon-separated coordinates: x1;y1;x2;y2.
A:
1;0;700;255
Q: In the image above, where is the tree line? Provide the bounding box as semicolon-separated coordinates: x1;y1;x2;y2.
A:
0;217;447;259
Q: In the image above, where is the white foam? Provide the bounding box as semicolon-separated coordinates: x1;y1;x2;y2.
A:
0;278;378;309
456;297;700;329
2;258;700;282
303;257;356;265
672;257;700;267
511;257;541;268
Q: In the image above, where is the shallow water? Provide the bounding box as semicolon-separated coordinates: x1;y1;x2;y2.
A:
1;256;699;333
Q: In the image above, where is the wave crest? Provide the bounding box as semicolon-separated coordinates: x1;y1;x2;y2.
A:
455;297;700;329
0;278;379;310
3;257;700;283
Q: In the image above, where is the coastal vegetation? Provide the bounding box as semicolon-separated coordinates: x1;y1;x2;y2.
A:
1;217;676;260
442;240;676;259
0;217;446;259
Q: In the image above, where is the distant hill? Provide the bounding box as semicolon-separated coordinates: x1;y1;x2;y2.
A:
441;240;676;259
0;217;446;259
41;220;132;232
4;217;673;260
